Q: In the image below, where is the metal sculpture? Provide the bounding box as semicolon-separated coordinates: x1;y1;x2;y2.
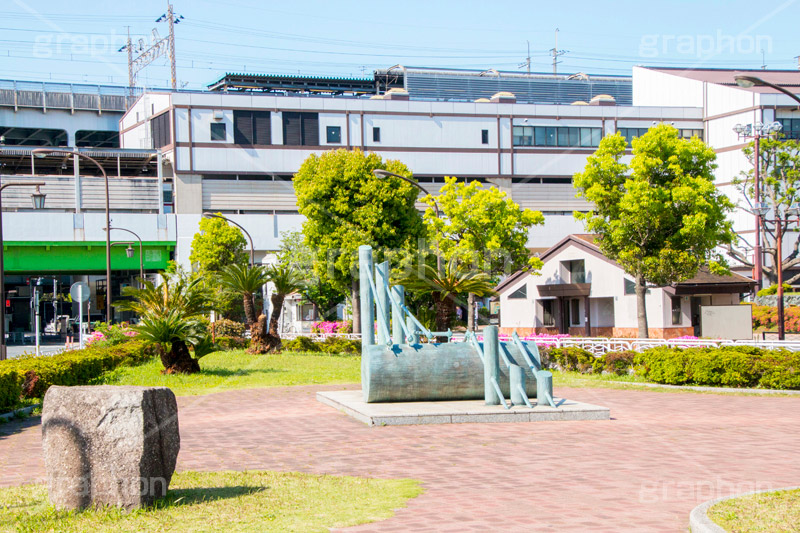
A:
359;245;555;408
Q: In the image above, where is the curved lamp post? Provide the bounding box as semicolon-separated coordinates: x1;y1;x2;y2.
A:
33;148;112;323
734;75;800;340
202;212;255;267
106;226;144;287
373;169;442;273
110;241;143;286
0;182;45;360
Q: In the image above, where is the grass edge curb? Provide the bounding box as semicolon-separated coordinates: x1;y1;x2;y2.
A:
688;485;800;532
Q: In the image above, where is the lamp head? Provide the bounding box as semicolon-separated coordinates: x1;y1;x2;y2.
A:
372;169;392;179
31;186;45;210
735;75;762;88
754;202;770;217
733;124;744;134
125;246;134;259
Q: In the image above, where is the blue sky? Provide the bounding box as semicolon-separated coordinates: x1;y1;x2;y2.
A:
2;0;798;89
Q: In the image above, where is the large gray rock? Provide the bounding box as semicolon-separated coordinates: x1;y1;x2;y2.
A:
42;385;180;510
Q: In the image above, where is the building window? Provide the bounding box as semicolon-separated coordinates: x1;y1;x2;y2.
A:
777;118;800;140
282;112;318;146
514;126;602;147
326;126;341;144
619;127;704;143
233;110;271;145
671;296;682;325
372;127;381;142
210;122;226;141
540;300;555;326
150;112;171;149
570;299;581;326
624;278;636;295
508;284;527;299
561;260;585;283
481;129;489;144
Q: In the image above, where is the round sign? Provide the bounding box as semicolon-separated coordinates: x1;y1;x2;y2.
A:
70;282;90;303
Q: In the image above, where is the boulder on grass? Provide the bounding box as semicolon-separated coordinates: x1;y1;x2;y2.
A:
42;385;180;510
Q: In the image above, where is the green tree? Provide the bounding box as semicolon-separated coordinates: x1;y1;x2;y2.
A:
118;270;212;374
293;149;424;333
400;258;496;335
573;124;735;338
218;263;269;326
422;177;544;329
189;214;247;273
278;230;344;320
727;137;800;284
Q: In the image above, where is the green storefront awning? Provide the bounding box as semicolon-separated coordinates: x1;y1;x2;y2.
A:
2;241;175;274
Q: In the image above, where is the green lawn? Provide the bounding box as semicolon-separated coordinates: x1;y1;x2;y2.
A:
97;350;361;397
0;470;422;533
707;488;800;533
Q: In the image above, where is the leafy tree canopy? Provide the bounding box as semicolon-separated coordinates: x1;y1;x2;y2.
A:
574;124;735;337
293;149;424;293
422;177;544;279
189;214;247;273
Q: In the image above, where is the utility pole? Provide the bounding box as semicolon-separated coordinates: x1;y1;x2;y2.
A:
550;28;567;75
126;27;134;100
167;2;177;90
518;40;531;74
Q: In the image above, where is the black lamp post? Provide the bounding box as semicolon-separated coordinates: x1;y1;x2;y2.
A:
0;182;46;360
33;148;112;323
106;226;144;287
202;212;255;267
373;169;442;273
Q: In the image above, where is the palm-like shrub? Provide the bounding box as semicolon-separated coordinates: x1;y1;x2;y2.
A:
248;262;303;354
401;259;496;333
118;271;212;374
219;263;269;325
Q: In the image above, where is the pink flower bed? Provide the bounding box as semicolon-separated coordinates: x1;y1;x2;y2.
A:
310;321;353;334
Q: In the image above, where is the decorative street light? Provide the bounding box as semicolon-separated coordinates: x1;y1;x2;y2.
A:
373;169;442;273
110;241;143;287
106;226;144;287
732;121;783;291
33;148;113;323
202;213;255;267
0;182;46;360
735;76;800;107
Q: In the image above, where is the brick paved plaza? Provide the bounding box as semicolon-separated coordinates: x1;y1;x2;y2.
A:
2;385;798;532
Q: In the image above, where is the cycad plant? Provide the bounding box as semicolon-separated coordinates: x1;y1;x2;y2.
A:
401;258;496;333
249;262;304;353
118;271;212;374
218;263;269;325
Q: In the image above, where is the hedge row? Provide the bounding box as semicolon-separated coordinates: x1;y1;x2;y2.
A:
540;345;800;390
281;336;361;355
0;340;155;411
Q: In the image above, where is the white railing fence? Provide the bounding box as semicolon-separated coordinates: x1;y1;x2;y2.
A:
277;332;800;354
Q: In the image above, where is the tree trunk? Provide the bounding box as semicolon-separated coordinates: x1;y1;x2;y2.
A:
268;293;285;336
635;273;649;339
242;292;256;325
351;277;361;334
161;339;201;374
432;292;455;341
467;293;475;331
248;313;281;354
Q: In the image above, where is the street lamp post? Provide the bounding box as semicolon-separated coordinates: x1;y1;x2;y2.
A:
372;169;442;273
111;241;143;286
733;75;800;340
0;182;45;360
33;148;112;323
202;213;255;267
106;226;144;287
732;121;783;291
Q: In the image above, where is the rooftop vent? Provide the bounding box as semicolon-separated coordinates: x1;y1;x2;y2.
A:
490;91;516;103
589;94;616;106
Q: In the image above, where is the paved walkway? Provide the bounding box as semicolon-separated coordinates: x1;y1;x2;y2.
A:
1;385;798;532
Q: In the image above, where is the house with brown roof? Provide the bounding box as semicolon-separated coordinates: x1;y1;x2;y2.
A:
496;234;755;339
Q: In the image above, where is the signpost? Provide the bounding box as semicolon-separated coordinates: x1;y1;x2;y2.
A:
70;282;90;349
